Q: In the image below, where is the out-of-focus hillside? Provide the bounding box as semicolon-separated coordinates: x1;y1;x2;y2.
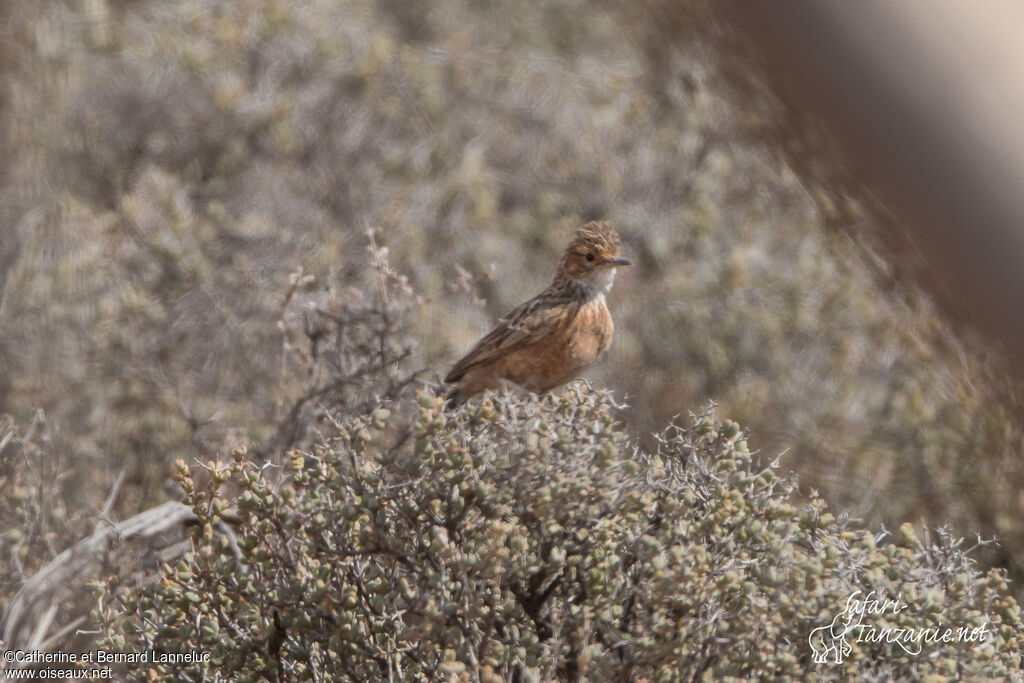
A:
1;0;1023;604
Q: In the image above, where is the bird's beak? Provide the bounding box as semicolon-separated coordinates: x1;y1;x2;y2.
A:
602;257;632;267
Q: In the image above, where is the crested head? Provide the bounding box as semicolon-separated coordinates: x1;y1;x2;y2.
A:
556;221;631;292
570;221;622;257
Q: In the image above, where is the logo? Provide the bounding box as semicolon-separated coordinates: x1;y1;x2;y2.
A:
809;590;992;665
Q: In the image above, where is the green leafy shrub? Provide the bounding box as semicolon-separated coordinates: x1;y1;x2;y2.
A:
99;388;1023;681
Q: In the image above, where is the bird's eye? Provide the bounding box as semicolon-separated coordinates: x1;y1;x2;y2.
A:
585;253;595;262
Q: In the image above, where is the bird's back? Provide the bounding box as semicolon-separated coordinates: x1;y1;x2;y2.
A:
445;284;612;404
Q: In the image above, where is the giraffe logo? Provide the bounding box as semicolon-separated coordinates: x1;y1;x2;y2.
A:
808;605;864;664
809;590;905;664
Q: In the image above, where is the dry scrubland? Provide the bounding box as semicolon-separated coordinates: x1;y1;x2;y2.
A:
1;0;1023;677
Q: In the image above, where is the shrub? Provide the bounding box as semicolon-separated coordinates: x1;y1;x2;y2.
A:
99;388;1023;681
0;412;85;609
6;0;1024;602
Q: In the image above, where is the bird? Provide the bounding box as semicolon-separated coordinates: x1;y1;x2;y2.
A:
444;221;631;408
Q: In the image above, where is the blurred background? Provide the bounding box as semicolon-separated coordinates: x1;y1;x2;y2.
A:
3;0;1024;602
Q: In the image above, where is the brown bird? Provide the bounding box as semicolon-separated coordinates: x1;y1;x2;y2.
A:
444;221;631;408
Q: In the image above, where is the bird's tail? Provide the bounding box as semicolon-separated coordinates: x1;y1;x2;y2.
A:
444;387;463;411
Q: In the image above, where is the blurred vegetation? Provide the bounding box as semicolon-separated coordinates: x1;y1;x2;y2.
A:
1;0;1024;664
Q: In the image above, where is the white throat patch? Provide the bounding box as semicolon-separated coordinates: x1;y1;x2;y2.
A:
591;266;617;293
575;267;617;300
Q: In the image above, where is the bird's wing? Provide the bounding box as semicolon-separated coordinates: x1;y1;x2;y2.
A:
444;292;574;384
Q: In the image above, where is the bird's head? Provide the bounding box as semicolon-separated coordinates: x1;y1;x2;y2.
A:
558;221;631;291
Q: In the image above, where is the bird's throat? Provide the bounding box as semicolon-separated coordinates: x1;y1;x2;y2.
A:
552;268;616;301
590;267;617;293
